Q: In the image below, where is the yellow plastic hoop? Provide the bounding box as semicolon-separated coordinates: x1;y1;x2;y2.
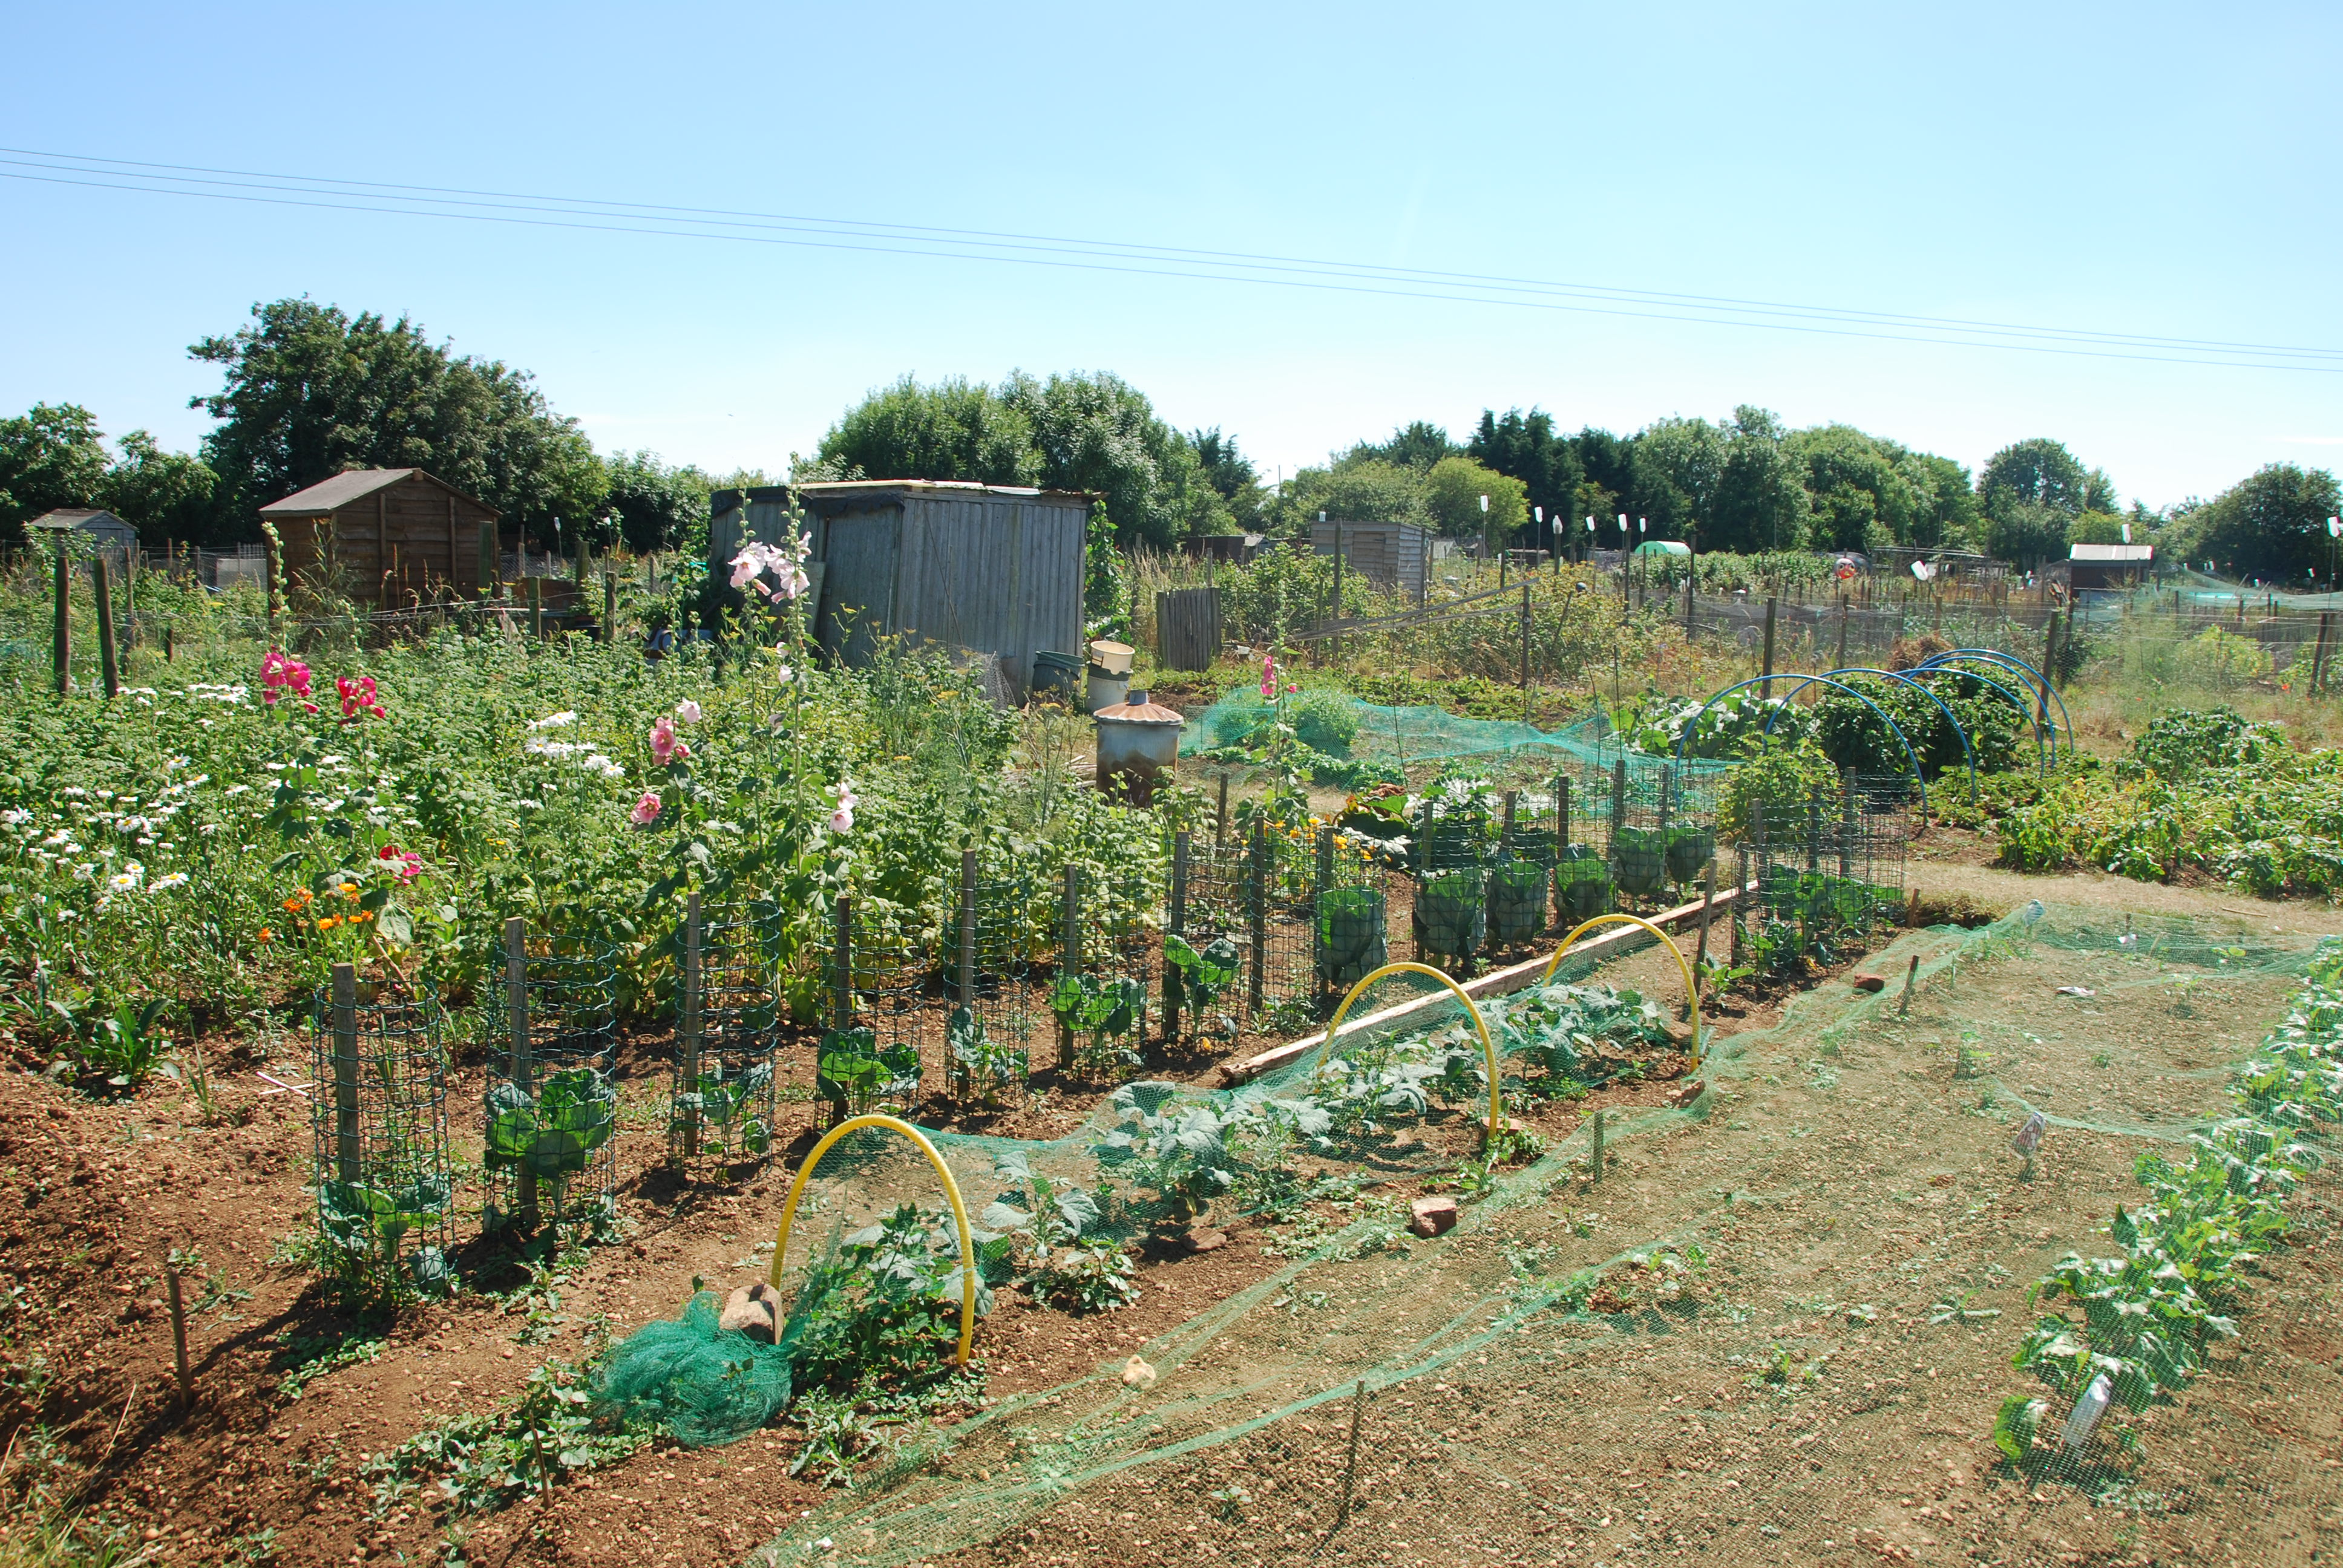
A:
767;1113;977;1367
1318;961;1502;1138
1539;913;1705;1065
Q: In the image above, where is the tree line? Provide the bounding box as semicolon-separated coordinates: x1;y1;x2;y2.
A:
4;299;2337;581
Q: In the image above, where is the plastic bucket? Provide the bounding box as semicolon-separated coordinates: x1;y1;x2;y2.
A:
1086;667;1130;714
1089;639;1135;676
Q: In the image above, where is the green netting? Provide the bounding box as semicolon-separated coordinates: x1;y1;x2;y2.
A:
718;900;2332;1567
592;1288;799;1447
1183;685;1736;803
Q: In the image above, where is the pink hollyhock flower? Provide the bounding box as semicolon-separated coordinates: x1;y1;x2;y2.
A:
629;791;662;826
674;699;702;725
260;648;313;705
649;716;690;766
375;843;424;883
1259;652;1277;700
826;779;857;834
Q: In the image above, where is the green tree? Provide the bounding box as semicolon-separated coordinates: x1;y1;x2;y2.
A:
99;431;217;543
1188;427;1267;533
189;298;606;542
1979;437;2088;518
1628;417;1723;540
2189;463;2342;581
2068;510;2128;546
1284;457;1429;532
1706;407;1808;554
814;374;1037;487
602;450;716;554
0;402;111;531
1887;448;1979;549
1468;408;1583;543
1423;455;1528;544
1345;420;1457;471
1786;424;1913;553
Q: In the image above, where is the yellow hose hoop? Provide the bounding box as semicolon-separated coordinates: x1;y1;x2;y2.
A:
1318;961;1502;1138
766;1113;977;1368
1539;913;1705;1065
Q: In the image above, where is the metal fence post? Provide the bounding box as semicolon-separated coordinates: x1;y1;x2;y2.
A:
1248;823;1268;1014
680;892;702;1158
1167;833;1190;1038
330;962;359;1184
1059;867;1081;1069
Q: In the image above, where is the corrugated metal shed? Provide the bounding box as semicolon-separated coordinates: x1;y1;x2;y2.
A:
785;480;1090;699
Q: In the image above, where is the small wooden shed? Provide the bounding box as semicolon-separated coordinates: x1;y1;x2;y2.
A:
1312;516;1429;601
25;508;139;563
258;469;500;606
2068;541;2154;591
783;480;1089;699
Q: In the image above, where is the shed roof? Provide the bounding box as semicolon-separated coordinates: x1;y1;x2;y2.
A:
792;479;1093;506
2069;543;2154;563
258;468;497;518
25;508;136;534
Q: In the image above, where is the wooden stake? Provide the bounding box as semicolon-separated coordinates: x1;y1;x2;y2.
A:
1060;869;1082;1070
93;555;120;699
1591;1110;1607;1183
1329;1379;1368;1540
330;963;359;1183
527;573;544;639
603;570;618;644
1761;595;1778;699
51;545;70;696
1899;952;1920;1017
505;920;537;1227
681;892;703;1158
166;1264;191;1405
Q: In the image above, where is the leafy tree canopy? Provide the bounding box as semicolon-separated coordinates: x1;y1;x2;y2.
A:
1283;457;1428;531
190;297;605;543
2181;463;2342;581
1424;455;1529;541
0;403;111;531
1469;408;1582;537
604;450;719;555
1343;420;1457;472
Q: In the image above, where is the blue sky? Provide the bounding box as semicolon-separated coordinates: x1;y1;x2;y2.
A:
3;1;2339;509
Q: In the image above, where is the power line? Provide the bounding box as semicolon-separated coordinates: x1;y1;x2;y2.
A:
3;146;2337;374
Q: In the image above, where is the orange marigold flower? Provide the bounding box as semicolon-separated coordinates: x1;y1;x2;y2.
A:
258;927;274;943
316;915;339;931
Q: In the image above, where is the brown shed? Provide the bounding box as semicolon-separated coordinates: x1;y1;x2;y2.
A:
1311;515;1429;601
258;469;500;606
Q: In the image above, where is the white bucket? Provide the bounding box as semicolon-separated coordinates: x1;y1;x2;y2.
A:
1089;639;1135;676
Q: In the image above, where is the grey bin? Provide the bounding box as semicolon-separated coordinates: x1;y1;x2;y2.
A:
1094;690;1183;805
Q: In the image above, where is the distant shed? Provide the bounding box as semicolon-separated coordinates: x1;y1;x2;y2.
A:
258;469;500;606
2069;541;2154;591
779;480;1090;699
24;508;139;561
1311;516;1429;601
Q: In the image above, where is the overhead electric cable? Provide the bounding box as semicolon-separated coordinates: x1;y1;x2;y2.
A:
2;146;2335;374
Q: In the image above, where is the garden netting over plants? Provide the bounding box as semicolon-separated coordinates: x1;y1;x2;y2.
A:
680;901;2343;1568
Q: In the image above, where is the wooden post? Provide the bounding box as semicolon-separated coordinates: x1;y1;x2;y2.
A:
93;557;119;699
1330;520;1343;651
1899;952;1920;1017
163;621;174;662
1216;773;1230;847
1608;757;1628;847
527;573;543;639
833;894;854;1033
1733;844;1750;966
1247;823;1268;1014
1683;565;1694;638
1695;861;1714;977
166;1263;191;1406
52;544;70;696
1555;776;1571;855
479;520;498;598
330;962;360;1184
1059;868;1081;1069
1167;833;1190;1037
603;570;618;644
1835;598;1850;670
2312;610;2333;695
504;920;537;1226
1591;1109;1606;1183
1760;595;1778;699
1519;582;1533;719
680;892;703;1157
1840;770;1856;878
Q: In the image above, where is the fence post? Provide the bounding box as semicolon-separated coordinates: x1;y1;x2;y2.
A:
958;850;978;1005
833;893;854;1033
1216;773;1230;848
504;918;537;1227
1313;824;1335;1005
1167;833;1190;1038
1683;567;1694;638
92;557;119;699
1733;843;1750;965
1519;582;1533;717
330;961;360;1184
1555;776;1571;855
479;520;498;598
1836;598;1850;669
1608;757;1628;848
527;573;544;639
1058;868;1081;1069
163;621;174;662
1761;595;1778;699
1695;861;1715;981
1248;823;1268;1014
603;570;618;644
1840;771;1856;878
51;545;70;696
681;892;703;1158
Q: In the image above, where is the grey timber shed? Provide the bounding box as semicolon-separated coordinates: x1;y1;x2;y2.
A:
1312;515;1429;601
718;481;1089;700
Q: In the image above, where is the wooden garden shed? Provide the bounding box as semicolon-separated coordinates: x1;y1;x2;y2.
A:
1311;515;1429;601
257;469;500;606
24;508;139;563
779;480;1089;699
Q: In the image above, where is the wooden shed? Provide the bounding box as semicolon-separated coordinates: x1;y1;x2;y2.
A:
2069;541;2154;591
779;480;1089;699
257;469;500;606
25;508;139;562
1311;516;1429;601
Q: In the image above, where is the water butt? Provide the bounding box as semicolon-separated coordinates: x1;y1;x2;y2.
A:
1094;690;1184;805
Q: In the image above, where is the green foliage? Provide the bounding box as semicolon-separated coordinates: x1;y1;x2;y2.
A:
2179;462;2343;581
364;1361;646;1517
786;1204;984;1412
79;996;171;1088
1423;456;1529;543
946;1006;1026;1101
0;402;111;531
1026;1244;1141;1313
672;1060;772;1155
485;1068;617;1179
1484;981;1671;1083
1164;933;1240;1021
1049;971;1145;1069
1095;1080;1236;1224
816;1025;922;1117
1624;687;1807;762
190;298;605;539
2171;627;2273;689
2120;708;2285;783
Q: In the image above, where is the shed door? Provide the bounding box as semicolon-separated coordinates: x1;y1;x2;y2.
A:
818;506;900;667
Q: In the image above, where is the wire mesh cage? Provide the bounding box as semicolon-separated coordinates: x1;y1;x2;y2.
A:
818;893;931;1125
1170;831;1257;1039
668;896;782;1180
943;856;1037;1106
482;920;620;1241
1744;773;1910;971
1046;860;1156;1077
309;967;454;1298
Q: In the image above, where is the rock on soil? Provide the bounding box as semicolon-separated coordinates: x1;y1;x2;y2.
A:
1408;1195;1459;1237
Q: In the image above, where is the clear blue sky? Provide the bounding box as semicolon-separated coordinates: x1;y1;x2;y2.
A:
4;1;2339;511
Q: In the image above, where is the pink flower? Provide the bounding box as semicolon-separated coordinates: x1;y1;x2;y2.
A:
649;716;690;766
1259;652;1277;700
336;674;384;722
729;539;813;602
629;791;662;826
375;843;423;883
826;779;857;834
673;699;702;725
260;649;312;704
728;555;761;590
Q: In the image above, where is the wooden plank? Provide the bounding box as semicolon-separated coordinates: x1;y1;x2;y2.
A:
1219;881;1757;1085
